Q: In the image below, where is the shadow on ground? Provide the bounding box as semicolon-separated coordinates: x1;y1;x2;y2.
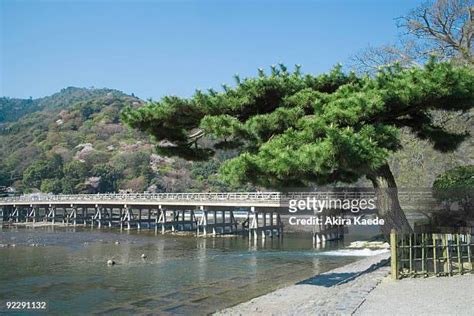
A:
297;259;389;287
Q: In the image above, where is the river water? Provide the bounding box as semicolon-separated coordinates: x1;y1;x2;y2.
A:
0;224;383;315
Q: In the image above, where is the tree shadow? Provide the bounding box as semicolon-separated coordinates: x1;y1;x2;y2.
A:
296;259;388;287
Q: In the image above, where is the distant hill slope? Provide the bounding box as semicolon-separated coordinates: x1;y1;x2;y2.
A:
0;97;39;123
0;87;127;123
0;87;238;194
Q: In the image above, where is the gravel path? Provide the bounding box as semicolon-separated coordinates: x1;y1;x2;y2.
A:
216;252;390;316
355;274;474;316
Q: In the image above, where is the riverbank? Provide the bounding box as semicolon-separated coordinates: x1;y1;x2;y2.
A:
218;251;474;315
217;252;390;315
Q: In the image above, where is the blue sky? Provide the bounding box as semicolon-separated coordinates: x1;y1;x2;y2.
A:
1;0;422;100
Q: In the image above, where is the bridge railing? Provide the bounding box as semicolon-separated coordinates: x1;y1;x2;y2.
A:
0;192;282;203
0;190;436;204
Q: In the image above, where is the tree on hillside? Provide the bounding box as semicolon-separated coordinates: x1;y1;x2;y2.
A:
61;160;89;194
92;164;121;193
352;0;473;72
122;61;474;234
0;165;11;187
22;154;64;190
40;178;63;194
433;165;474;215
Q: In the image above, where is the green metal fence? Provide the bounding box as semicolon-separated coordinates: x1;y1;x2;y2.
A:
391;229;474;279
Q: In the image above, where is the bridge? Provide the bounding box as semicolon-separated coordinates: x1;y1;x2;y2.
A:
0;191;436;243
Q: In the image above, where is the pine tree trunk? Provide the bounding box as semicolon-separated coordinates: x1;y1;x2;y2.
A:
367;164;413;236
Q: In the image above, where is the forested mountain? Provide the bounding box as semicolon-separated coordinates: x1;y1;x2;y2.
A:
0;87;241;194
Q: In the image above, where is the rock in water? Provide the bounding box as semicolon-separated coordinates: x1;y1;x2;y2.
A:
141;254;147;259
107;260;115;266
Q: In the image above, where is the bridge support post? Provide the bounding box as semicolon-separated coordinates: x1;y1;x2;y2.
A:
108;207;112;228
221;211;226;234
93;206;101;228
162;207;167;234
71;205;77;226
230;210;237;233
197;206;207;236
13;207;19;222
269;212;274;238
62;207;68;225
203;208;208;235
119;207;123;230
278;213;283;237
248;207;253;239
147;208;152;229
213;211;217;235
251;210;259;239
82;207;86;226
124;206;131;230
50;206;56;224
26;206;37;223
157;206;166;234
171;211;177;232
137;208;142;230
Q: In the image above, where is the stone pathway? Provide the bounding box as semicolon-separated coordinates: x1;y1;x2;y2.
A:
216;252;390;316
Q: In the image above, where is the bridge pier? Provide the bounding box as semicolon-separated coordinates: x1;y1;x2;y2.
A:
68;206;75;226
197;207;239;236
122;206;132;230
45;206;56;224
248;207;283;240
154;207;199;233
12;206;21;222
25;205;36;223
312;213;345;246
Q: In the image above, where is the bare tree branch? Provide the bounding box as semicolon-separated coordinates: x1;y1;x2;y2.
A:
351;0;473;73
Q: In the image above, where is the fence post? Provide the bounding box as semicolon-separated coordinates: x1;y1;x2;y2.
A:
391;228;399;280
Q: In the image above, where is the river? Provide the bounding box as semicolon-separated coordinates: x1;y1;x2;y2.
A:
0;224;383;315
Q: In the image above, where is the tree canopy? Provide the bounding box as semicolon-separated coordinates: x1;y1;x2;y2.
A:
122;61;474;189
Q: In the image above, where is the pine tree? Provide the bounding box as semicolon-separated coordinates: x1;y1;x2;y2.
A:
122;61;474;234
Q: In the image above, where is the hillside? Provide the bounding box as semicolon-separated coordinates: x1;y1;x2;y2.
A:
0;87;241;194
0;87;127;123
